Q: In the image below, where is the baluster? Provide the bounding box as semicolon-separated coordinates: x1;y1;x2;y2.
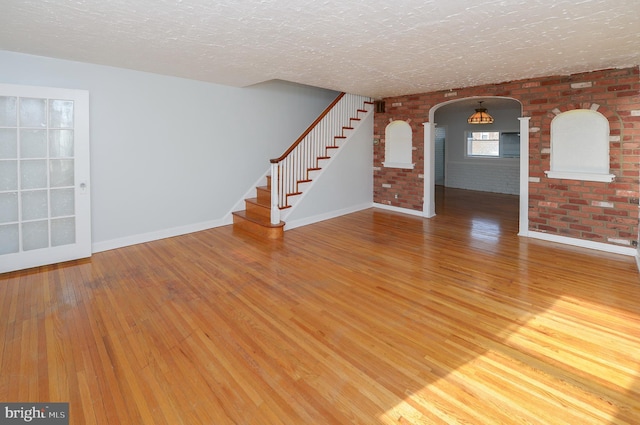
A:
267;93;373;218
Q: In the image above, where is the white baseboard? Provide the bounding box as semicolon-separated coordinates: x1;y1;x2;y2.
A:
369;206;638;260
285;202;373;230
525;230;637;257
372;202;425;217
92;216;233;253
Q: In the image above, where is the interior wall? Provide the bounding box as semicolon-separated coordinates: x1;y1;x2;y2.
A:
0;50;339;250
374;67;640;250
435;105;520;195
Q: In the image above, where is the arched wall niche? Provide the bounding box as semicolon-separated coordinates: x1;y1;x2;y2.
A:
383;120;415;169
543;105;616;182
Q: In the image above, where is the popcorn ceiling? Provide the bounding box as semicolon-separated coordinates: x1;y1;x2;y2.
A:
0;0;638;97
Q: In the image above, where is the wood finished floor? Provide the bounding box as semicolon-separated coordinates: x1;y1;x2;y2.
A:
1;187;639;424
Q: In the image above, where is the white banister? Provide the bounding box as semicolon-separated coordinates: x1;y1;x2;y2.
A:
270;94;371;220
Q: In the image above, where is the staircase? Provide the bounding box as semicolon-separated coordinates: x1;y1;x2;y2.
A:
232;175;285;239
232;93;373;239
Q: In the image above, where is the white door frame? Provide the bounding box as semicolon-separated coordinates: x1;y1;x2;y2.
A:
0;83;91;274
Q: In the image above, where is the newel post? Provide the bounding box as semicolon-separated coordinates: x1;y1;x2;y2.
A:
270;162;280;225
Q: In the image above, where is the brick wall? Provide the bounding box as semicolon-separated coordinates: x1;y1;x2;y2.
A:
373;66;640;248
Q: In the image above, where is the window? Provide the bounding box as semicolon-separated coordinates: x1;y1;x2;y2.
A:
466;131;519;158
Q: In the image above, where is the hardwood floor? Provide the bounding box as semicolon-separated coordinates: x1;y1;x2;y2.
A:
1;187;639;424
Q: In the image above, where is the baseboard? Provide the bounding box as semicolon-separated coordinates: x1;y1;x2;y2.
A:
368;206;637;259
92;216;233;253
284;202;373;230
525;230;637;257
372;202;425;217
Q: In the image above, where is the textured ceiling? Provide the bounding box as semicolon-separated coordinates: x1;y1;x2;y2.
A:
1;0;639;98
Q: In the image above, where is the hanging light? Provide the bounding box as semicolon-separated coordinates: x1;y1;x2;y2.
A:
467;101;494;124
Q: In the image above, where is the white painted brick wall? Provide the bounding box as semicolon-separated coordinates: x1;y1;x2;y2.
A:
446;161;520;195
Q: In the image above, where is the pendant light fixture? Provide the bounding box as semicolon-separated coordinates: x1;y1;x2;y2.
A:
467;101;494;124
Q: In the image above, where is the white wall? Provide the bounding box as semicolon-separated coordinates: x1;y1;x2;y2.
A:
435;106;520;195
0;50;339;250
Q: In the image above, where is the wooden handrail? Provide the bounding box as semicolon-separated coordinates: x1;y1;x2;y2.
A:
270;92;345;164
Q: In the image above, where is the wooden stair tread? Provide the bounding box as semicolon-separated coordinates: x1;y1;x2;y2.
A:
246;197;270;208
232;210;284;240
232;210;284;228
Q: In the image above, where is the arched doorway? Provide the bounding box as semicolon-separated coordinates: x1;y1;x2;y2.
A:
422;96;530;235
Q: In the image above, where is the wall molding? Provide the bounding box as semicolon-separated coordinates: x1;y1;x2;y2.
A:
373;203;426;217
285;202;373;230
524;230;636;257
92;217;232;253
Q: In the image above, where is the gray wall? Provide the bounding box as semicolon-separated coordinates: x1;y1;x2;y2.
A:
0;50;339;250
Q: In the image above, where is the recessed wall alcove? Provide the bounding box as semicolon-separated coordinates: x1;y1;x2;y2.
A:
383;120;415;169
545;109;615;183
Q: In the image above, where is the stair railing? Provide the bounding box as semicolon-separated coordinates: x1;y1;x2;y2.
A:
269;93;371;224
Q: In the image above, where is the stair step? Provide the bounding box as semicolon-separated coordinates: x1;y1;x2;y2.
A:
256;185;270;203
245;197;271;219
287;192;302;202
232;211;284;239
307;167;321;179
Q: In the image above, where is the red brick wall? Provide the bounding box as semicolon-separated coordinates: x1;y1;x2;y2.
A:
374;67;640;248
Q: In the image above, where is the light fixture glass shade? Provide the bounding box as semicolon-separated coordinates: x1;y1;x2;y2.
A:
467;101;494;124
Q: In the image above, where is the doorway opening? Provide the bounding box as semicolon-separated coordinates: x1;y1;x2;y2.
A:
425;97;527;235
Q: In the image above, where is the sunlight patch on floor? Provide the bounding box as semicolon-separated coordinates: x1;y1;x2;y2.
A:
379;295;637;424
